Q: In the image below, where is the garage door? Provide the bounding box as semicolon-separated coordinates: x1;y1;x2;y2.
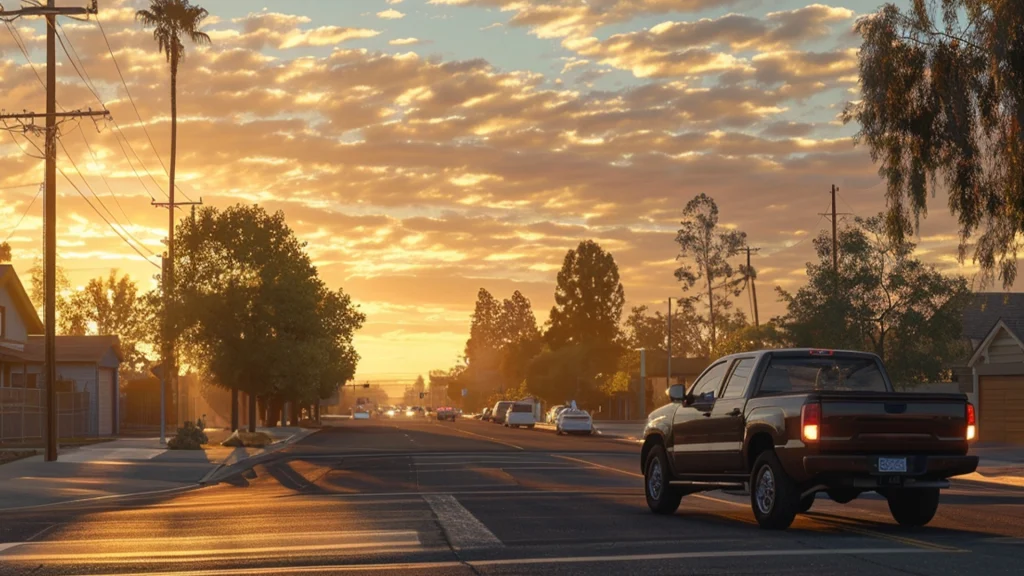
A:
980;376;1024;444
98;369;114;436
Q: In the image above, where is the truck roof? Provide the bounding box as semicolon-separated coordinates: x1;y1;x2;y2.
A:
716;348;882;362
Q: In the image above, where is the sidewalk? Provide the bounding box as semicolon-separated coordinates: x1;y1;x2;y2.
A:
0;426;317;511
959;444;1024;488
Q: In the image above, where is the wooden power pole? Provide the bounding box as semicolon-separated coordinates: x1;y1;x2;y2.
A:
745;246;761;328
0;0;106;462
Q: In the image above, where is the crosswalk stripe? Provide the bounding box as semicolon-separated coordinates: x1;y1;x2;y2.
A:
423;494;503;550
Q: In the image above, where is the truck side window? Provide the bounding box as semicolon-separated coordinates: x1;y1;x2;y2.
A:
721;358;755;399
689;362;728;401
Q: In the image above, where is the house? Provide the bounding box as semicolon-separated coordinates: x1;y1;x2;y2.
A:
961;293;1024;444
0;265;122;441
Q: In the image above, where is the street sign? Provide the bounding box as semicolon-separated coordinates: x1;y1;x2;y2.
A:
461;388;468;397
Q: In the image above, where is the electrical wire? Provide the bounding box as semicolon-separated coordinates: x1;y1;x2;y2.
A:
94;13;195;202
57;136;159;258
76;122;143;231
1;182;42;243
50;19;165;202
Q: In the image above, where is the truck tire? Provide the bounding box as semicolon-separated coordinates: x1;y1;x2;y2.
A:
644;444;683;515
750;451;799;530
886;488;940;527
797;494;815;514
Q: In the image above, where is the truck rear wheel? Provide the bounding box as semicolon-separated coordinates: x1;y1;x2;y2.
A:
887;488;940;527
750;451;799;530
644;445;683;515
797;494;815;514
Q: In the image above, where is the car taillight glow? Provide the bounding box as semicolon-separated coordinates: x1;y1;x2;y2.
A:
966;402;976;441
801;402;821;442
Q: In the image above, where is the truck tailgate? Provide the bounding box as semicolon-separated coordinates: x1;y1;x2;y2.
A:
818;392;970;454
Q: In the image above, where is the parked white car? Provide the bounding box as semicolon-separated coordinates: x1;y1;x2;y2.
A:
555;409;592;435
504;402;536;428
546;405;566;424
352;405;372;420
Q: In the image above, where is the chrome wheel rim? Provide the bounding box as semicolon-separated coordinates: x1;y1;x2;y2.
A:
647;458;664;500
755;466;775;515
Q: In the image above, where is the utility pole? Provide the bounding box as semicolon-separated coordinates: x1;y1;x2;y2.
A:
831;184;838;273
638;348;646;420
745;247;761;327
666;298;672;389
0;0;104;462
151;198;201;434
818;185;851;296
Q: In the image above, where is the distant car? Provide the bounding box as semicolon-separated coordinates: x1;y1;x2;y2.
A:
352;405;372;420
556;409;593;435
436;407;457;421
505;402;536;429
546;405;567;424
384;407;397;418
479;407;493;421
491;401;514;425
406;406;426;418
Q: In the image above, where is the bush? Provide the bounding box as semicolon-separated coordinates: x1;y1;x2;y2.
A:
221;430;275;448
167;421;209;450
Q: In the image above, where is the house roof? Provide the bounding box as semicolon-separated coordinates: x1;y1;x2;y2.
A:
963;293;1024;343
0;265;44;334
24;335;123;364
968;319;1024;366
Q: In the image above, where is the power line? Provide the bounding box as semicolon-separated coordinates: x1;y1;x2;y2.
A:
1;183;42;243
95;12;195;203
56;136;159;259
75;122;144;231
12;129;159;267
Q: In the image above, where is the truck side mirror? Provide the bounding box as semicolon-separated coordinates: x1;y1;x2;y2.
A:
667;384;686;403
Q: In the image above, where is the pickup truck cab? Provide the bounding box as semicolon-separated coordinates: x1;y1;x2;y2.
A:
641;348;978;530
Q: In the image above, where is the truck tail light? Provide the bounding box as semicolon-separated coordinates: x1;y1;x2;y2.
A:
966;402;976;441
801;402;821;442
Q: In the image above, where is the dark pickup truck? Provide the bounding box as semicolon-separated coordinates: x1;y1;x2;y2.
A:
640;349;978;530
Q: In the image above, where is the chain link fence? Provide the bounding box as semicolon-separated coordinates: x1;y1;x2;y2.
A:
0;388;91;443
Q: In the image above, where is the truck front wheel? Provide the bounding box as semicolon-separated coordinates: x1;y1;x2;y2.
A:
886;488;940;527
644;445;683;515
750;451;799;530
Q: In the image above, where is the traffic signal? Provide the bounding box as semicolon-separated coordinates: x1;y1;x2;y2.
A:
363;383;370;388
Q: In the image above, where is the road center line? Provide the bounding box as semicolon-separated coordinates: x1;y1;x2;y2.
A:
423;494;504;550
447;426;524;450
78;547;952;576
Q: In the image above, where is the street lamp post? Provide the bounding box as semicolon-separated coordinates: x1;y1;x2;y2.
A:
638;348;646;419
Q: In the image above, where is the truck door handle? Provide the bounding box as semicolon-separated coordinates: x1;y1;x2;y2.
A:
728;408;742;417
702;412;712;417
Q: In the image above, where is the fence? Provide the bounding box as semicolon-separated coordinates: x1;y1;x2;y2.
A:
0;388;91;443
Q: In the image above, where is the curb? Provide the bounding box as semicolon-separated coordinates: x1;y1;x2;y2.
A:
201;427;321;485
0;428;322;513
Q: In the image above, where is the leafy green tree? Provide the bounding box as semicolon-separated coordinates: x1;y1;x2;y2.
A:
497;290;543;389
28;258;71;318
674;193;747;354
59;270;155;380
546;240;625;349
716;323;788;356
778;214;971;385
174;205;363;431
465;288;502;371
845;1;1024;287
0;242;10;262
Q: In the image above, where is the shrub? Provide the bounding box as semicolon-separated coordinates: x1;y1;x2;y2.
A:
167;421;209;450
221;430;275;448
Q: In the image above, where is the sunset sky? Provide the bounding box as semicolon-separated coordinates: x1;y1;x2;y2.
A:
0;0;983;383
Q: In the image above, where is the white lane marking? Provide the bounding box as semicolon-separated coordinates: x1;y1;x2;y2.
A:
0;530;422;563
447;427;524;450
317;488;641;499
0;543;24;553
423;494;503;550
77;547;951;575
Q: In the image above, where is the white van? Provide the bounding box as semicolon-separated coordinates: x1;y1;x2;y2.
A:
504;402;536;429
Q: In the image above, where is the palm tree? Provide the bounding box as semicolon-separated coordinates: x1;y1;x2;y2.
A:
137;0;210;430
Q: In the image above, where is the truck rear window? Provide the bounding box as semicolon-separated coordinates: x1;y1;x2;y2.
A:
758;355;888;394
511;404;532;413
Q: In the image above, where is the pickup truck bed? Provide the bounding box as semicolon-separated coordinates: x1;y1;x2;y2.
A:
640;349;978;530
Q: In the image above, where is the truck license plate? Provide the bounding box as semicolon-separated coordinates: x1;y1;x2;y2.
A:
878;457;907;473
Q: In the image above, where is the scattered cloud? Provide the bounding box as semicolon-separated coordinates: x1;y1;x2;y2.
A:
378;9;406;19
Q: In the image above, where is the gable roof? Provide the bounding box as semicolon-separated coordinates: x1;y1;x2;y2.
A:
968;319;1024;366
963;292;1024;343
0;265;44;334
24;335;123;364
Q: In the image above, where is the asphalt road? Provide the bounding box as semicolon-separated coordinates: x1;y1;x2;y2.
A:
2;416;1024;575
